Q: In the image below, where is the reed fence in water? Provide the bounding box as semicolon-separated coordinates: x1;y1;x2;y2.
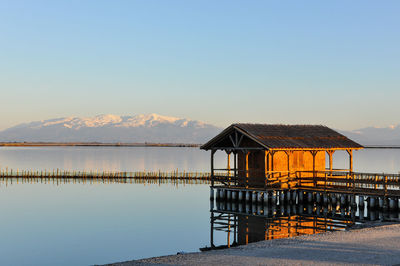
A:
0;168;211;186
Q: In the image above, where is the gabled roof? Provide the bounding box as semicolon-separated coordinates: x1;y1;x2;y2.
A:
200;124;363;150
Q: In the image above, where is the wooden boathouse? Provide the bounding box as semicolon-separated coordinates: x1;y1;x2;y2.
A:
201;124;363;190
202;124;400;210
201;123;400;210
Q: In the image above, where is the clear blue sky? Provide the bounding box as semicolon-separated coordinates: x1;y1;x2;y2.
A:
1;0;399;130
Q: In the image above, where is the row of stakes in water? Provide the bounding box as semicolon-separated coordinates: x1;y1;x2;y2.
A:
211;200;400;221
211;188;400;211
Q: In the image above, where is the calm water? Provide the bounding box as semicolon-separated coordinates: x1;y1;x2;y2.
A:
1;146;400;173
0;147;399;265
0;146;224;172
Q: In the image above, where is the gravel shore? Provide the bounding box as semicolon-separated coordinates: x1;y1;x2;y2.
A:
105;222;400;266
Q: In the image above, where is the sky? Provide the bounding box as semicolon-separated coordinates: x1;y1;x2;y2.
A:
0;0;399;131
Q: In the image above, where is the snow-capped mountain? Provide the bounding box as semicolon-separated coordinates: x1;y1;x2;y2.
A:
0;114;222;143
340;124;400;145
2;114;399;145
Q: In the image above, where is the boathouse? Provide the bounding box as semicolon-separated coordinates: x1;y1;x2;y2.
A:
201;124;363;190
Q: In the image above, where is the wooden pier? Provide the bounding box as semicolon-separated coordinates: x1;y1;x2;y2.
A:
210;169;400;213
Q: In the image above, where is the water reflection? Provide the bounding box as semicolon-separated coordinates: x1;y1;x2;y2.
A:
0;179;211;266
1;146;399;173
0;146;226;172
206;200;400;249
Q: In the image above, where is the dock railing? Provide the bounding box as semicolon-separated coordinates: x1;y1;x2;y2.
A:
213;169;299;189
297;171;400;197
212;169;400;197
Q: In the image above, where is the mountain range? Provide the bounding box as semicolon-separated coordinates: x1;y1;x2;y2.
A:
0;114;221;144
340;125;400;146
0;114;399;145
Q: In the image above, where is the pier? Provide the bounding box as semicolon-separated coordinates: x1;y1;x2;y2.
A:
211;170;400;210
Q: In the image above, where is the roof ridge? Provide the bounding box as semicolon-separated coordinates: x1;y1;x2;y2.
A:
234;123;329;126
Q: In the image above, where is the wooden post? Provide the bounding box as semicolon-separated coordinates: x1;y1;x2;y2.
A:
245;218;249;245
265;150;270;188
211;149;216;187
384;175;388;197
346;149;353;188
326;150;335;189
245;151;249;188
271;150;275;177
310;151;317;187
326;150;335;174
210;211;215;248
347;149;353;173
227;152;231;177
285;151;290;172
233;152;239;185
312;151;316;174
285;150;292;188
227;151;231;186
234;152;237;186
227;215;231;248
234;215;237;244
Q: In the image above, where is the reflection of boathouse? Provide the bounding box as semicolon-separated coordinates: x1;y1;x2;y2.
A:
201;124;363;190
207;207;354;249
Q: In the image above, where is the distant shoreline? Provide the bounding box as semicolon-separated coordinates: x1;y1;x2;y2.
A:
364;145;400;149
2;143;400;149
0;142;201;148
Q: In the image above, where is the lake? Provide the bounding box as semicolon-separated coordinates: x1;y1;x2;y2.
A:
0;147;399;265
1;146;400;173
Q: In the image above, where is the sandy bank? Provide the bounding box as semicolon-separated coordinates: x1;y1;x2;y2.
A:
105;222;400;266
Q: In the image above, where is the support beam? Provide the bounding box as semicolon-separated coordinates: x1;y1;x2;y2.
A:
234;152;237;186
210;211;215;248
346;149;353;173
284;151;293;188
326;150;335;176
211;149;216;187
229;130;244;148
271;151;275;172
269;151;275;184
264;150;270;188
346;149;353;189
245;151;250;188
310;151;318;187
227;152;231;177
